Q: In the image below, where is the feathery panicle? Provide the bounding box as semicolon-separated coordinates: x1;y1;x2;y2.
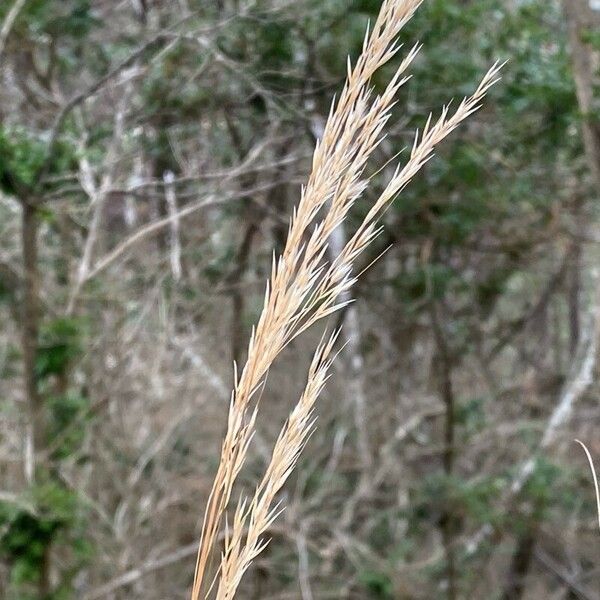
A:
215;334;339;600
190;1;501;597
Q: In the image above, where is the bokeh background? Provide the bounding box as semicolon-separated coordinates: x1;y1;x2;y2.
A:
1;0;599;598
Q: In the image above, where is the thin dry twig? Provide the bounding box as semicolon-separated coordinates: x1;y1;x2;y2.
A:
0;0;28;62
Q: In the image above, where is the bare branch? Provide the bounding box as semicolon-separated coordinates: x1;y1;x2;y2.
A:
0;0;28;63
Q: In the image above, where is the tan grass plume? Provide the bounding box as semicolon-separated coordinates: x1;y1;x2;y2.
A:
191;1;502;597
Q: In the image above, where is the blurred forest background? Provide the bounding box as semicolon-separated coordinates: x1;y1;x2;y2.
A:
1;0;599;599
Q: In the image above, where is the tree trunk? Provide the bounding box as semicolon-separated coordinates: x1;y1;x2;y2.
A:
21;202;44;469
568;240;581;357
430;301;457;600
563;0;600;191
21;200;50;598
329;222;372;482
229;222;258;367
500;526;538;600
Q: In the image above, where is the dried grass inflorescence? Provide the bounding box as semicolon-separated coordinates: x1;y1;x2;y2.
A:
191;1;501;598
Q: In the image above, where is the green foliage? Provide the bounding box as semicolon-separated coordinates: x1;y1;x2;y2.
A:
410;473;504;529
455;397;487;434
0;482;91;598
204;244;236;284
141;48;212;122
350;0;381;16
0;126;77;196
309;4;369;76
581;27;600;51
0;344;20;379
35;317;84;381
475;268;514;315
520;457;562;512
359;570;394;599
0;126;46;194
48;393;89;459
255;19;294;68
361;0;579;355
0;0;99;38
394;264;460;305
